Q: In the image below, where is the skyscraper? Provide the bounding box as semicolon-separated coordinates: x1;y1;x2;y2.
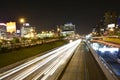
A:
104;10;117;26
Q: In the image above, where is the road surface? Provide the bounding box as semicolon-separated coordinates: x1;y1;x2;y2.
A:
0;39;81;80
59;41;107;80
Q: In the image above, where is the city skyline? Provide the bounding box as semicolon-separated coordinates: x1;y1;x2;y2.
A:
0;0;120;34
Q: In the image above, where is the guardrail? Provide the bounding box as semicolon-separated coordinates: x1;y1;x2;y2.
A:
91;40;120;48
84;40;119;80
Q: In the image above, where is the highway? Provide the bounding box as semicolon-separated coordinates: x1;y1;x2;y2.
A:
0;39;81;80
0;39;111;80
58;41;107;80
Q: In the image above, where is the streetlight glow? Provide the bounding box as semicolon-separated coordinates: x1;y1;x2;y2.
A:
20;18;25;23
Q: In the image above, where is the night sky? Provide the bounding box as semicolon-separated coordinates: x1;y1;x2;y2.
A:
0;0;120;34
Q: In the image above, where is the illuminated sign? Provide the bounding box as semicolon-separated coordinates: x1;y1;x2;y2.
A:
16;30;20;33
6;22;16;33
107;24;115;28
0;23;6;26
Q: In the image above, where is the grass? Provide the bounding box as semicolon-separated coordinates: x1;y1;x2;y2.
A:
0;40;68;68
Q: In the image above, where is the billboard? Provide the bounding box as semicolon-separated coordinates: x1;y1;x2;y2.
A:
0;23;6;26
107;24;115;28
6;22;16;33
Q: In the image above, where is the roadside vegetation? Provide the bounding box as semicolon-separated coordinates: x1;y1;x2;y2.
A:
0;40;68;68
103;37;120;44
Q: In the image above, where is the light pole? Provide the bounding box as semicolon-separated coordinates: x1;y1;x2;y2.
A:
19;18;25;37
57;27;61;38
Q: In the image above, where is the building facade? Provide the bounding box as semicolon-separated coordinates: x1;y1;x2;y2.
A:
60;23;76;37
21;23;36;38
104;11;117;26
0;23;7;39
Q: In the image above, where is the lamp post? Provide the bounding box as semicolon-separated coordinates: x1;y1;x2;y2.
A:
57;27;61;38
19;18;25;37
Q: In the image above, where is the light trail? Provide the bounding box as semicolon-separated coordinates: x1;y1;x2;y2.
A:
0;39;81;80
0;41;68;79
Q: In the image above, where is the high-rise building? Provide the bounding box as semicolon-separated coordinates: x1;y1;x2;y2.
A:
21;23;36;38
0;23;6;39
104;11;117;26
60;23;75;37
118;15;120;26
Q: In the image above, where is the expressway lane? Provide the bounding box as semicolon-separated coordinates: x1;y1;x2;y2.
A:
59;41;107;80
0;39;81;80
59;41;85;80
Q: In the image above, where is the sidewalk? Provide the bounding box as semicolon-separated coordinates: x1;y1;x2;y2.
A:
91;40;120;48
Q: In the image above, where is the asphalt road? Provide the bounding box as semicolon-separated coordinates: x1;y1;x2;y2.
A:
0;39;81;80
59;41;108;80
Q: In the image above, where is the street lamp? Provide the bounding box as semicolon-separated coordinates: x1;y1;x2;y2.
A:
19;18;25;24
19;18;25;37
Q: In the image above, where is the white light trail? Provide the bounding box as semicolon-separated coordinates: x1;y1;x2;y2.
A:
0;39;81;80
